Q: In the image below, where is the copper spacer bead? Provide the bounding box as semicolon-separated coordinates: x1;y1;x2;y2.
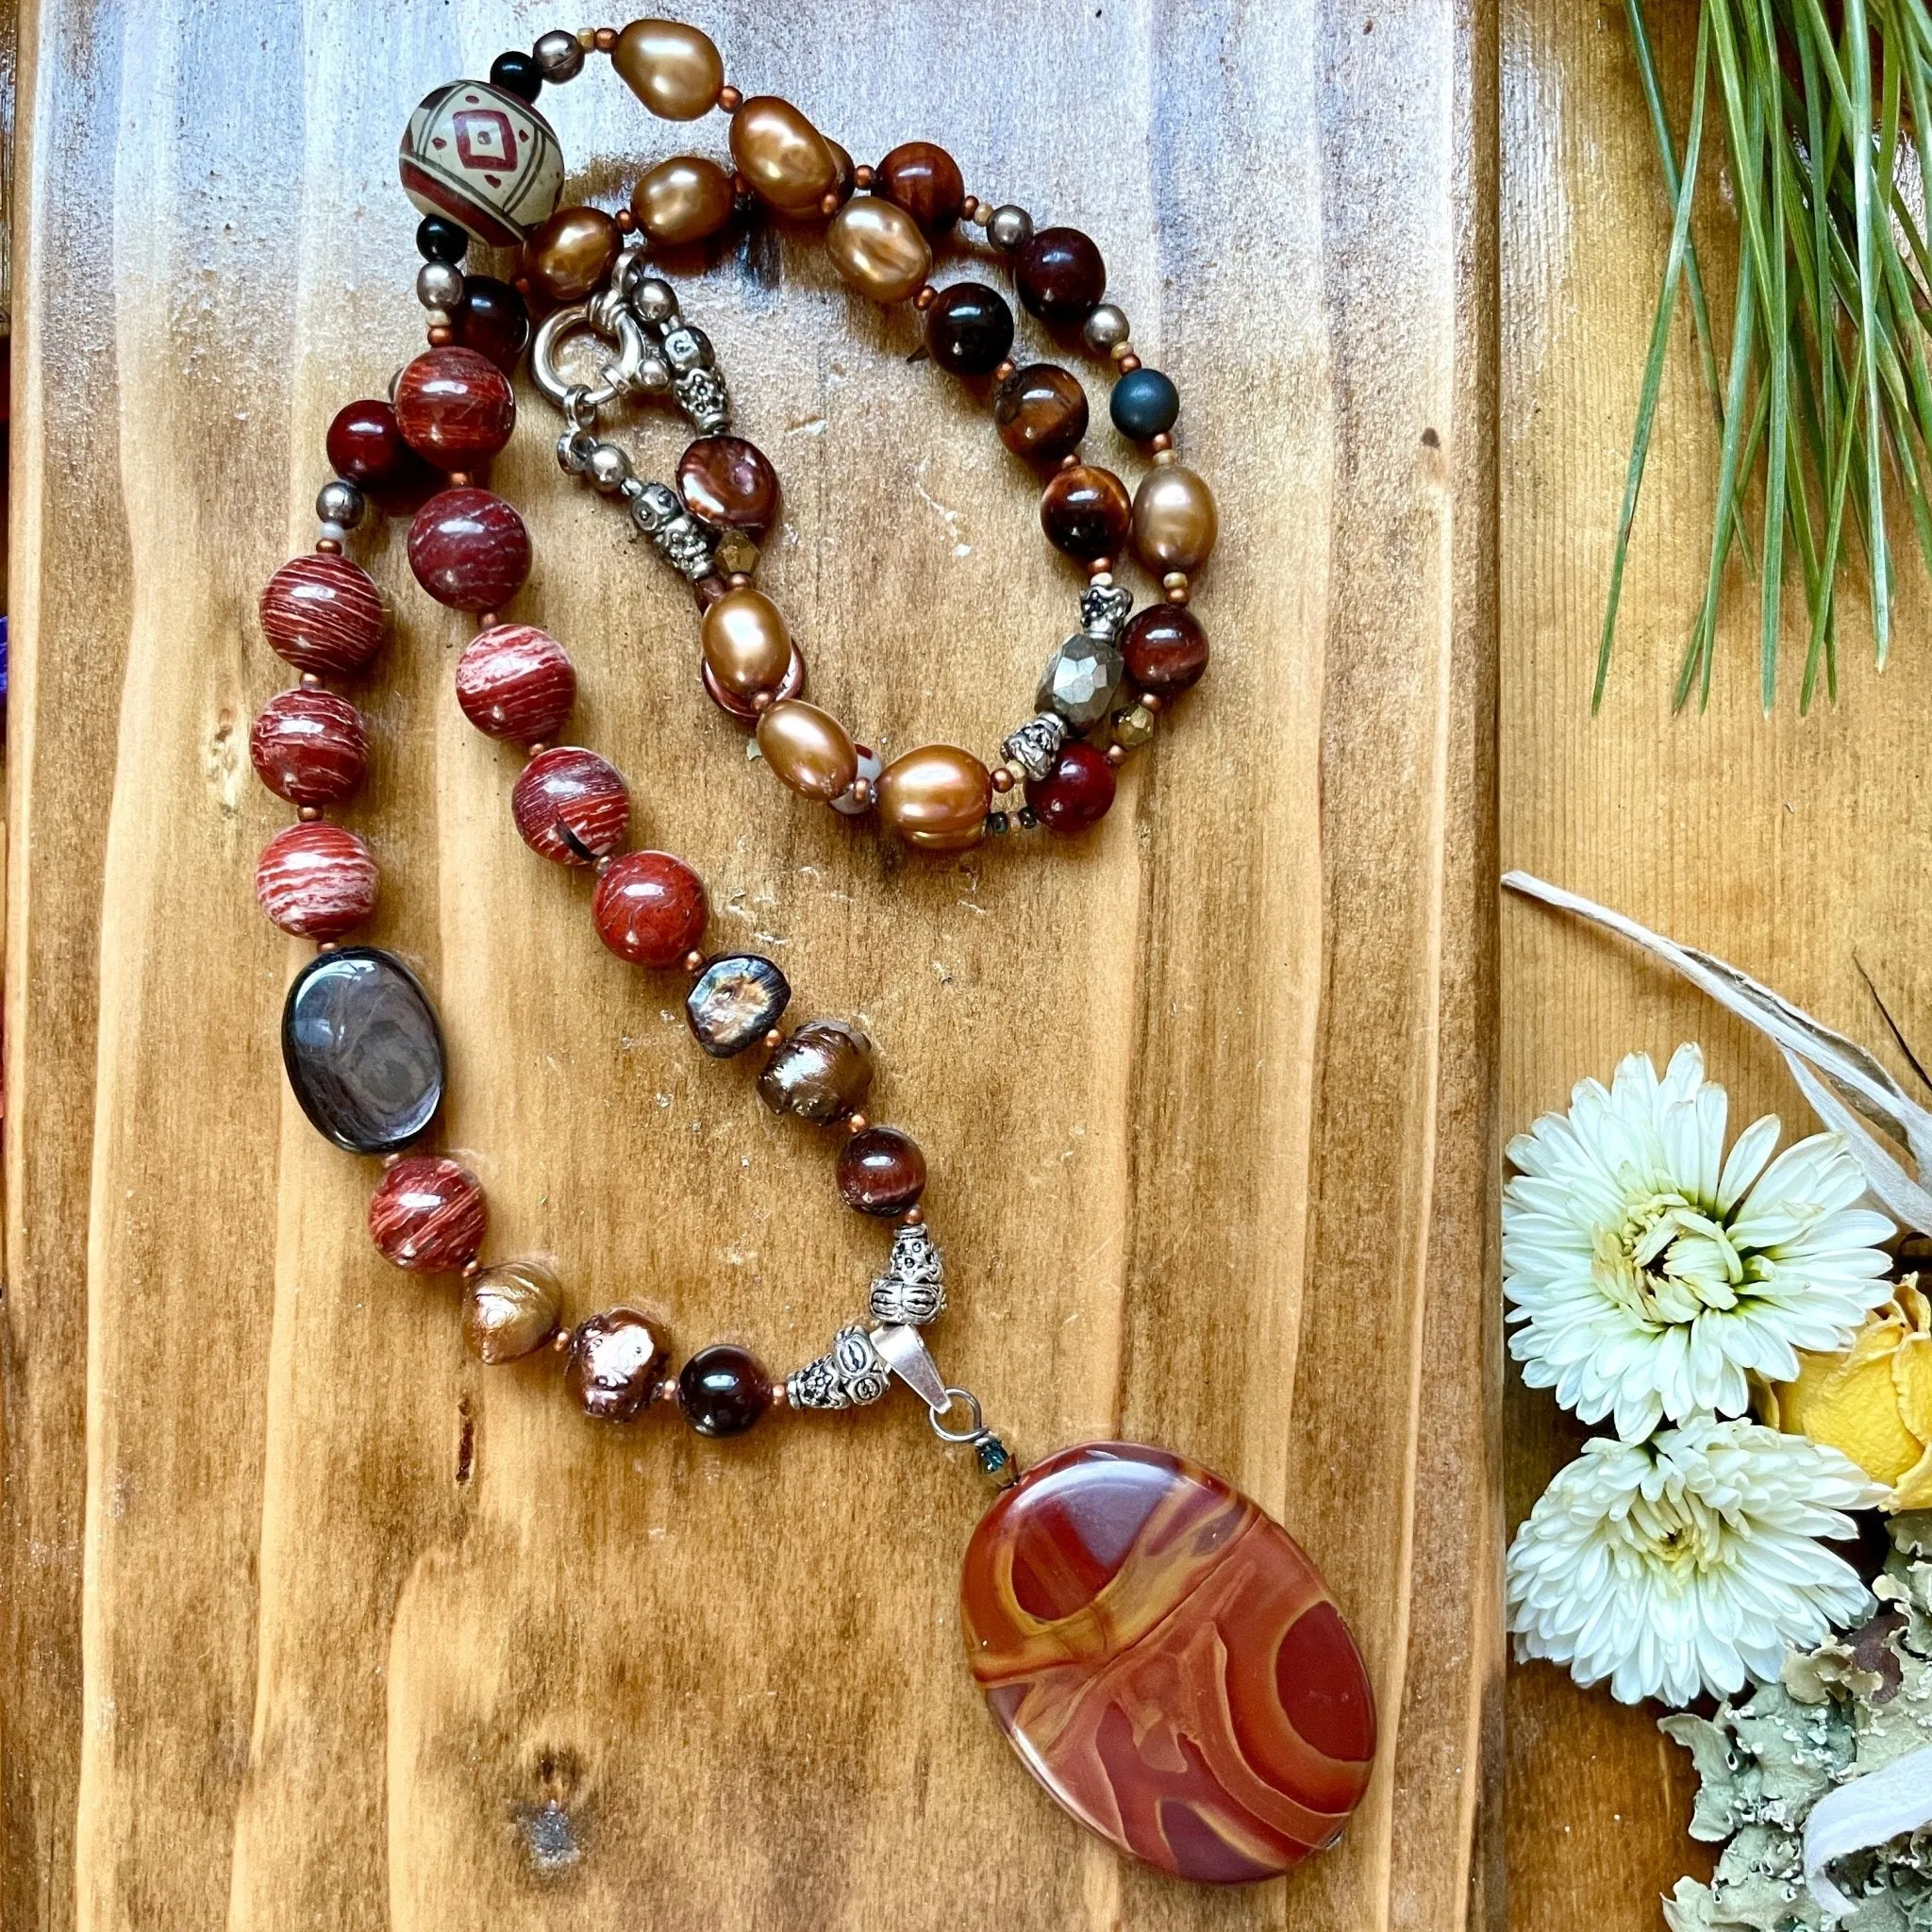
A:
991;359;1016;384
901;1205;924;1227
684;951;705;975
1150;432;1174;453
854;163;874;190
300;672;323;689
314;538;342;555
913;284;938;310
844;1113;869;1136
1165;583;1191;606
819;192;841;216
1141;693;1164;714
960;195;980;221
593;26;618;52
615;208;636;233
1058;453;1078;471
1088;558;1113;579
725;571;752;590
1106;744;1127;766
298;805;322;822
382;1151;402;1168
461;1257;482;1280
593;855;613;875
426;324;455;346
654;1376;679;1405
447;472;474;490
512;275;533;297
476;610;498;628
553;1326;572;1351
751;691;774;712
317;940;339;953
717;84;741;111
991;768;1014;793
525;741;548;758
770;1381;788;1408
850;777;872;805
1118;354;1141;374
763;1029;784;1051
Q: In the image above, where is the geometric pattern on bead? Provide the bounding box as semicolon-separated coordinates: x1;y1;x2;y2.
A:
786;1324;891;1409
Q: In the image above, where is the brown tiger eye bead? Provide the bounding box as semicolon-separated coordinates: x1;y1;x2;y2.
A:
837;1125;926;1216
462;1260;560;1363
701;587;792;701
992;365;1089;463
758;1019;874;1123
677;1344;773;1438
452;275;532;375
511;746;630;865
456;624;576;741
1016;225;1108;325
591;850;708;967
876;141;965;234
260;553;387;675
612;18;724;121
875;745;991;851
566;1308;669;1423
394;347;516;466
757;700;858;802
729;96;840;217
631;155;737;246
1040;463;1132;562
249;688;369;805
1131;465;1219;575
522;206;623;306
677;436;779;535
367;1155;486;1274
408;488;531;612
825;197;932;305
1121;604;1209;697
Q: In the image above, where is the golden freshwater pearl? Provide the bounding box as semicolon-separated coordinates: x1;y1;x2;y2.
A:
758;700;859;801
825;198;932;305
729;95;839;217
876;745;991;851
1131;464;1219;575
630;155;736;246
612;19;724;120
701;588;792;699
522;205;621;304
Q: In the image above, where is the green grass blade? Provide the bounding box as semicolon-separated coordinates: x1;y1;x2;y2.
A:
1843;0;1891;658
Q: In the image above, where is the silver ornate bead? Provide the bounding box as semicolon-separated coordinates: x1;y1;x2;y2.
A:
586;441;632;492
786;1325;891;1410
315;478;366;530
628;480;682;534
631;480;722;579
1078;581;1134;641
416;260;465;311
634;276;679;325
987;205;1033;252
869;1223;946;1326
533;29;586;81
674;365;731;436
1002;711;1068;782
1083;303;1130;354
1037;635;1124;731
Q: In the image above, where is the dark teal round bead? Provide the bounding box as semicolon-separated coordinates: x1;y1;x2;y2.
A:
1109;367;1179;441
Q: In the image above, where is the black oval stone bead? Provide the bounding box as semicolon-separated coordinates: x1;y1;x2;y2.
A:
281;946;445;1154
685;954;791;1058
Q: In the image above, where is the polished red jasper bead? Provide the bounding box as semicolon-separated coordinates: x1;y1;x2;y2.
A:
456;624;576;742
248;688;369;806
259;553;386;675
367;1154;487;1273
408;488;531;612
254;822;377;939
960;1441;1376;1884
591;850;707;966
325;398;438;511
1121;604;1209;698
394;347;516;467
511;746;630;865
1026;741;1116;835
836;1124;925;1216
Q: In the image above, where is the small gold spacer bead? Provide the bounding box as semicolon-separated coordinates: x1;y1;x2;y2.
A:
382;1152;402;1168
462;1258;482;1281
844;1112;869;1136
299;672;323;689
1058;453;1078;471
1161;572;1189;591
819;192;841;216
654;1376;679;1406
717;84;741;112
314;538;342;555
476;610;497;628
592;25;617;52
913;283;938;310
447;472;474;490
298;805;322;823
1152;449;1178;469
525;741;548;758
316;940;339;954
770;1381;789;1408
763;1029;785;1051
593;855;613;875
991;359;1016;384
684;951;705;975
1108;341;1135;364
854;163;875;190
553;1326;572;1352
850;776;872;806
969;201;991;226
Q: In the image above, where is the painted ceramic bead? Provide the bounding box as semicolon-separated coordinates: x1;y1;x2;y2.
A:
701;588;793;703
255;823;377;940
591;850;708;967
677;1344;773;1438
1121;605;1209;697
756;700;858;802
461;1259;560;1362
367;1154;487;1274
260;554;386;675
456;624;576;741
408;488;531;611
875;745;991;852
511;746;630;865
686;954;791;1057
1040;463;1132;562
925;282;1014;377
566;1308;668;1422
521;204;622;305
326;399;438;509
1015;225;1108;325
758;1019;874;1123
677;436;779;534
1027;741;1117;835
728;96;840;217
281;946;443;1154
394;346;516;465
837;1124;925;1216
993;365;1089;463
1132;465;1219;575
612;18;724;120
1111;367;1180;441
876;141;965;234
960;1441;1376;1883
399;78;564;246
453;275;532;375
249;689;369;806
632;155;737;247
825;197;932;305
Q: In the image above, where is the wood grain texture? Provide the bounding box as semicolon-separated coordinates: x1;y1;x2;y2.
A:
1499;0;1932;1924
2;2;1498;1926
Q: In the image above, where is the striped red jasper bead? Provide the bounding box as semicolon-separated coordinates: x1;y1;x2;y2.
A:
408;487;531;612
254;822;377;939
249;689;369;805
456;624;576;742
393;346;516;466
367;1154;486;1273
259;553;387;675
511;746;630;865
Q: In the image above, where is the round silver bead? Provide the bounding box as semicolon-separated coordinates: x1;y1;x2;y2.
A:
416;260;464;311
315;479;366;530
533;29;585;82
987;205;1033;252
1083;303;1130;354
634;277;678;325
586;441;632;492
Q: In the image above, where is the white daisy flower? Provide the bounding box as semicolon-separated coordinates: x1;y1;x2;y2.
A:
1505;1043;1896;1442
1507;1417;1880;1706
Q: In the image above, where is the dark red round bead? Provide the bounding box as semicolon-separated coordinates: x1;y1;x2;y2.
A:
676;1344;773;1438
394;347;516;466
455;624;576;742
1015;226;1108;325
1026;741;1117;835
249;688;369;806
367;1155;486;1274
591;850;708;966
1120;605;1209;698
452;275;532;375
325;398;439;511
837;1125;926;1217
408;488;531;612
876;141;965;233
259;553;387;675
510;746;630;865
1039;463;1132;562
255;822;378;939
566;1309;669;1423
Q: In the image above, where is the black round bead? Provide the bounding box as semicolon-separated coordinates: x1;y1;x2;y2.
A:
489;49;543;102
1110;367;1180;441
416;214;469;264
677;1345;773;1439
924;281;1015;377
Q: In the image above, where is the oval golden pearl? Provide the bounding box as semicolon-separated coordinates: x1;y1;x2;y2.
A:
757;700;859;802
729;95;839;218
611;18;724;121
825;198;933;306
876;745;991;852
701;588;793;699
1131;464;1219;575
461;1260;560;1364
630;155;736;247
522;205;622;305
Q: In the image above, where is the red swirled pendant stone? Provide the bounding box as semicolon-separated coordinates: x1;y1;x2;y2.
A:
959;1441;1375;1885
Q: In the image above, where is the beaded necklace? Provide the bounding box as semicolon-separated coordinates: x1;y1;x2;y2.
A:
246;18;1374;1888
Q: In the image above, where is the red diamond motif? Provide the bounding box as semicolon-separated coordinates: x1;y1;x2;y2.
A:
453;108;516;174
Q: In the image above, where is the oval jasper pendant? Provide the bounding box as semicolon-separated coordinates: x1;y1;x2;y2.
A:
959;1441;1375;1884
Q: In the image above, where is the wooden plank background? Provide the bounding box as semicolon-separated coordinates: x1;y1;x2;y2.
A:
0;1;1500;1927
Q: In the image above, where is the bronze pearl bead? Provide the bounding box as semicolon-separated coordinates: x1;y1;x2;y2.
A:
701;588;793;701
728;96;840;218
876;745;992;852
825;197;932;306
522;206;622;305
1131;464;1219;575
611;18;724;121
630;155;737;246
757;700;859;802
462;1261;561;1363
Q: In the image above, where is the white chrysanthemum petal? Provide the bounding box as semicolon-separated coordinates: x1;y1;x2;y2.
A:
1715;1114;1780;1214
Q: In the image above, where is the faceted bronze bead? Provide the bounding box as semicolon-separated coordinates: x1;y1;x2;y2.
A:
566;1308;669;1423
758;1019;874;1123
993;364;1089;463
837;1125;926;1216
462;1260;561;1363
677;1344;773;1438
686;954;791;1057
